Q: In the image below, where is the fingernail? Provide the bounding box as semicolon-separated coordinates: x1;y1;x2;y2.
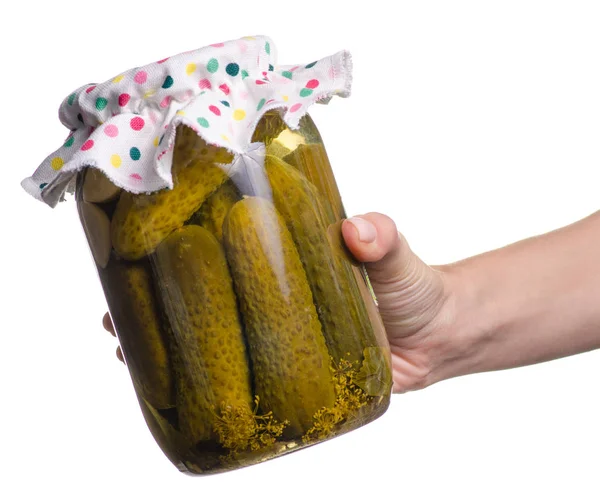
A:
347;217;377;243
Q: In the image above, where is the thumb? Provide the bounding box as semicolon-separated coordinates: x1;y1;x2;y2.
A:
342;213;445;338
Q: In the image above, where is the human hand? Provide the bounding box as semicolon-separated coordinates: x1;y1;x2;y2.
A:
102;312;124;363
342;214;457;393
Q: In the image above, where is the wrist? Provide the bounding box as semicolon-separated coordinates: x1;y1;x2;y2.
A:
423;261;495;386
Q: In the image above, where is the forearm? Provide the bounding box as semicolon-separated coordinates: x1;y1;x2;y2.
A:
440;211;600;380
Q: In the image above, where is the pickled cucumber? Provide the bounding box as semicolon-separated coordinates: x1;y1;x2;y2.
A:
283;142;344;223
153;225;253;444
82;168;122;204
265;140;293;159
189;181;240;241
251;110;288;146
111;160;229;260
99;262;174;409
263;155;379;364
172;125;234;169
223;197;335;437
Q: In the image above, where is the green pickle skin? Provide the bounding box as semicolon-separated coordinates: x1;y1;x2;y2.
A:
111;160;229;260
283;142;344;224
223;197;336;437
153;225;253;444
99;262;174;410
189;180;241;241
263;154;379;364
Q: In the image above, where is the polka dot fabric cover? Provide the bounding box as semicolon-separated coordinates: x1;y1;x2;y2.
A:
22;35;352;207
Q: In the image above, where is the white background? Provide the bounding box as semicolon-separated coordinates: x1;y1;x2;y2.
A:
2;1;600;497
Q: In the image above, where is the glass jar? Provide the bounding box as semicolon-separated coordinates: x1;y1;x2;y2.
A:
76;110;392;475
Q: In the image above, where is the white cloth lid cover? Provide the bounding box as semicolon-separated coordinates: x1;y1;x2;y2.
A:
21;35;352;207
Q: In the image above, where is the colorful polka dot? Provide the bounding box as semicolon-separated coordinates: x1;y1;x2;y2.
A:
130;147;141;160
134;71;148;84
95;97;108;110
104;124;119;137
233;109;246;121
143;89;156;99
157;57;169;64
51;157;64;170
211;42;225;48
160;96;171;108
207;58;219;73
162;75;174;89
130;117;145;131
226;63;240;76
39;183;48;189
41;39;346;206
199;78;211;90
112;74;124;83
130;173;142;180
118;93;130;107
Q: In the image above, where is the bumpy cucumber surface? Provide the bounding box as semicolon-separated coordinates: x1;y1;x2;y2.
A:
111;160;229;260
263;155;379;364
153;225;253;443
189;181;240;241
223;197;335;437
